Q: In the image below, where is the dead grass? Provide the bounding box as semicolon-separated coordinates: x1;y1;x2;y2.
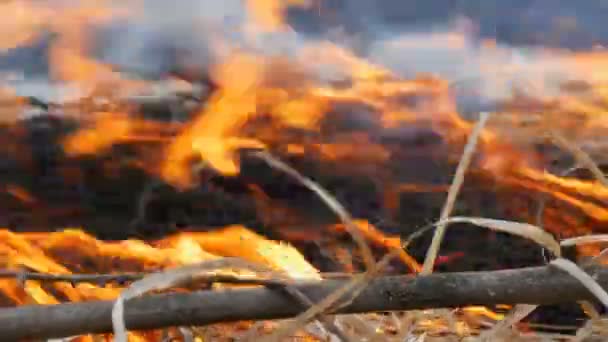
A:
237;115;608;342
169;115;608;342
100;110;608;342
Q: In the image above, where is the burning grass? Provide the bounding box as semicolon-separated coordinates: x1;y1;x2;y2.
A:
3;1;608;341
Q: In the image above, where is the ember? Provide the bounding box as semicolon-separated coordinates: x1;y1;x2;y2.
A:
1;0;608;341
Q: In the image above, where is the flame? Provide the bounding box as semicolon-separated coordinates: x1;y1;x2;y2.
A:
0;0;52;50
246;0;310;32
0;226;319;304
0;226;319;340
330;220;422;272
5;184;36;204
160;52;334;187
62;112;134;156
6;0;608;339
161;53;265;186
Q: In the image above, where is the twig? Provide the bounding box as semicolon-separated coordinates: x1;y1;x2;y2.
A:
0;269;301;287
549;131;608;187
129;180;164;230
252;151;376;271
248;223;436;341
4;264;352;338
550;258;608;310
535;165;582;232
421;112;490;274
252;151;378;340
0;269;353;285
0;270;145;285
1;265;608;340
109;257;318;342
275;284;353;342
478;304;537;341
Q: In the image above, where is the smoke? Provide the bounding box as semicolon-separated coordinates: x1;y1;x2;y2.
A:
364;20;575;104
92;0;311;76
0;0;606;107
93;0;602;102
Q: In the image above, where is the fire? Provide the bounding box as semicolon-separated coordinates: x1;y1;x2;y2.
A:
245;0;310;32
62;112;134;156
0;226;320;302
0;0;52;50
161;51;332;187
0;226;320;341
4;0;608;340
162;53;265;185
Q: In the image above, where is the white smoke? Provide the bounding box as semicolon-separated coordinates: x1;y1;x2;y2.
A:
0;0;600;108
365;18;577;105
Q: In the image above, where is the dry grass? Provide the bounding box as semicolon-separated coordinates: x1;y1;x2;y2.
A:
101;110;608;342
422;112;491;274
243;115;608;342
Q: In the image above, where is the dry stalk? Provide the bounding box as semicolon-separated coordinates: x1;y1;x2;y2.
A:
257;253;395;342
550;258;608;309
0;270;145;285
253;204;438;341
112;257;309;342
477;304;537;341
561;235;608;248
486;228;608;339
421;112;490;274
253;151;379;341
441;217;561;257
0;269;354;285
425;216;562;341
526;131;608;340
535;165;582;231
253;151;376;271
549;131;608;187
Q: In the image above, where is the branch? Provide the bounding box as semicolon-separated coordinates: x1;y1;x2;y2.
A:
1;265;607;340
0;270;145;286
0;270;294;288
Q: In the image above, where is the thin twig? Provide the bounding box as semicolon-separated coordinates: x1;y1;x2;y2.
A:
262;232;414;342
421;112;490;274
112;258;294;341
550;258;608;310
0;270;145;285
129;180;164;230
535;165;582;232
267;282;353;341
0;269;353;285
253;151;376;271
549;131;608;187
252;151;378;341
478;304;537;341
0;269;308;288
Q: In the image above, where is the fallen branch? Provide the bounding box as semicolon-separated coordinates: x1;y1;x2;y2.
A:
1;265;608;340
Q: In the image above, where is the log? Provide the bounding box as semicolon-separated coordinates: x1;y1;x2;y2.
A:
0;264;606;340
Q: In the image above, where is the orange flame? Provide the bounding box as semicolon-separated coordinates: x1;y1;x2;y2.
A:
5;0;608;338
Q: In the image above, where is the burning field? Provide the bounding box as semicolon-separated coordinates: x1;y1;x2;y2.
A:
3;0;608;341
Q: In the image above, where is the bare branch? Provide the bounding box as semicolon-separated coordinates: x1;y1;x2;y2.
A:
1;265;607;341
